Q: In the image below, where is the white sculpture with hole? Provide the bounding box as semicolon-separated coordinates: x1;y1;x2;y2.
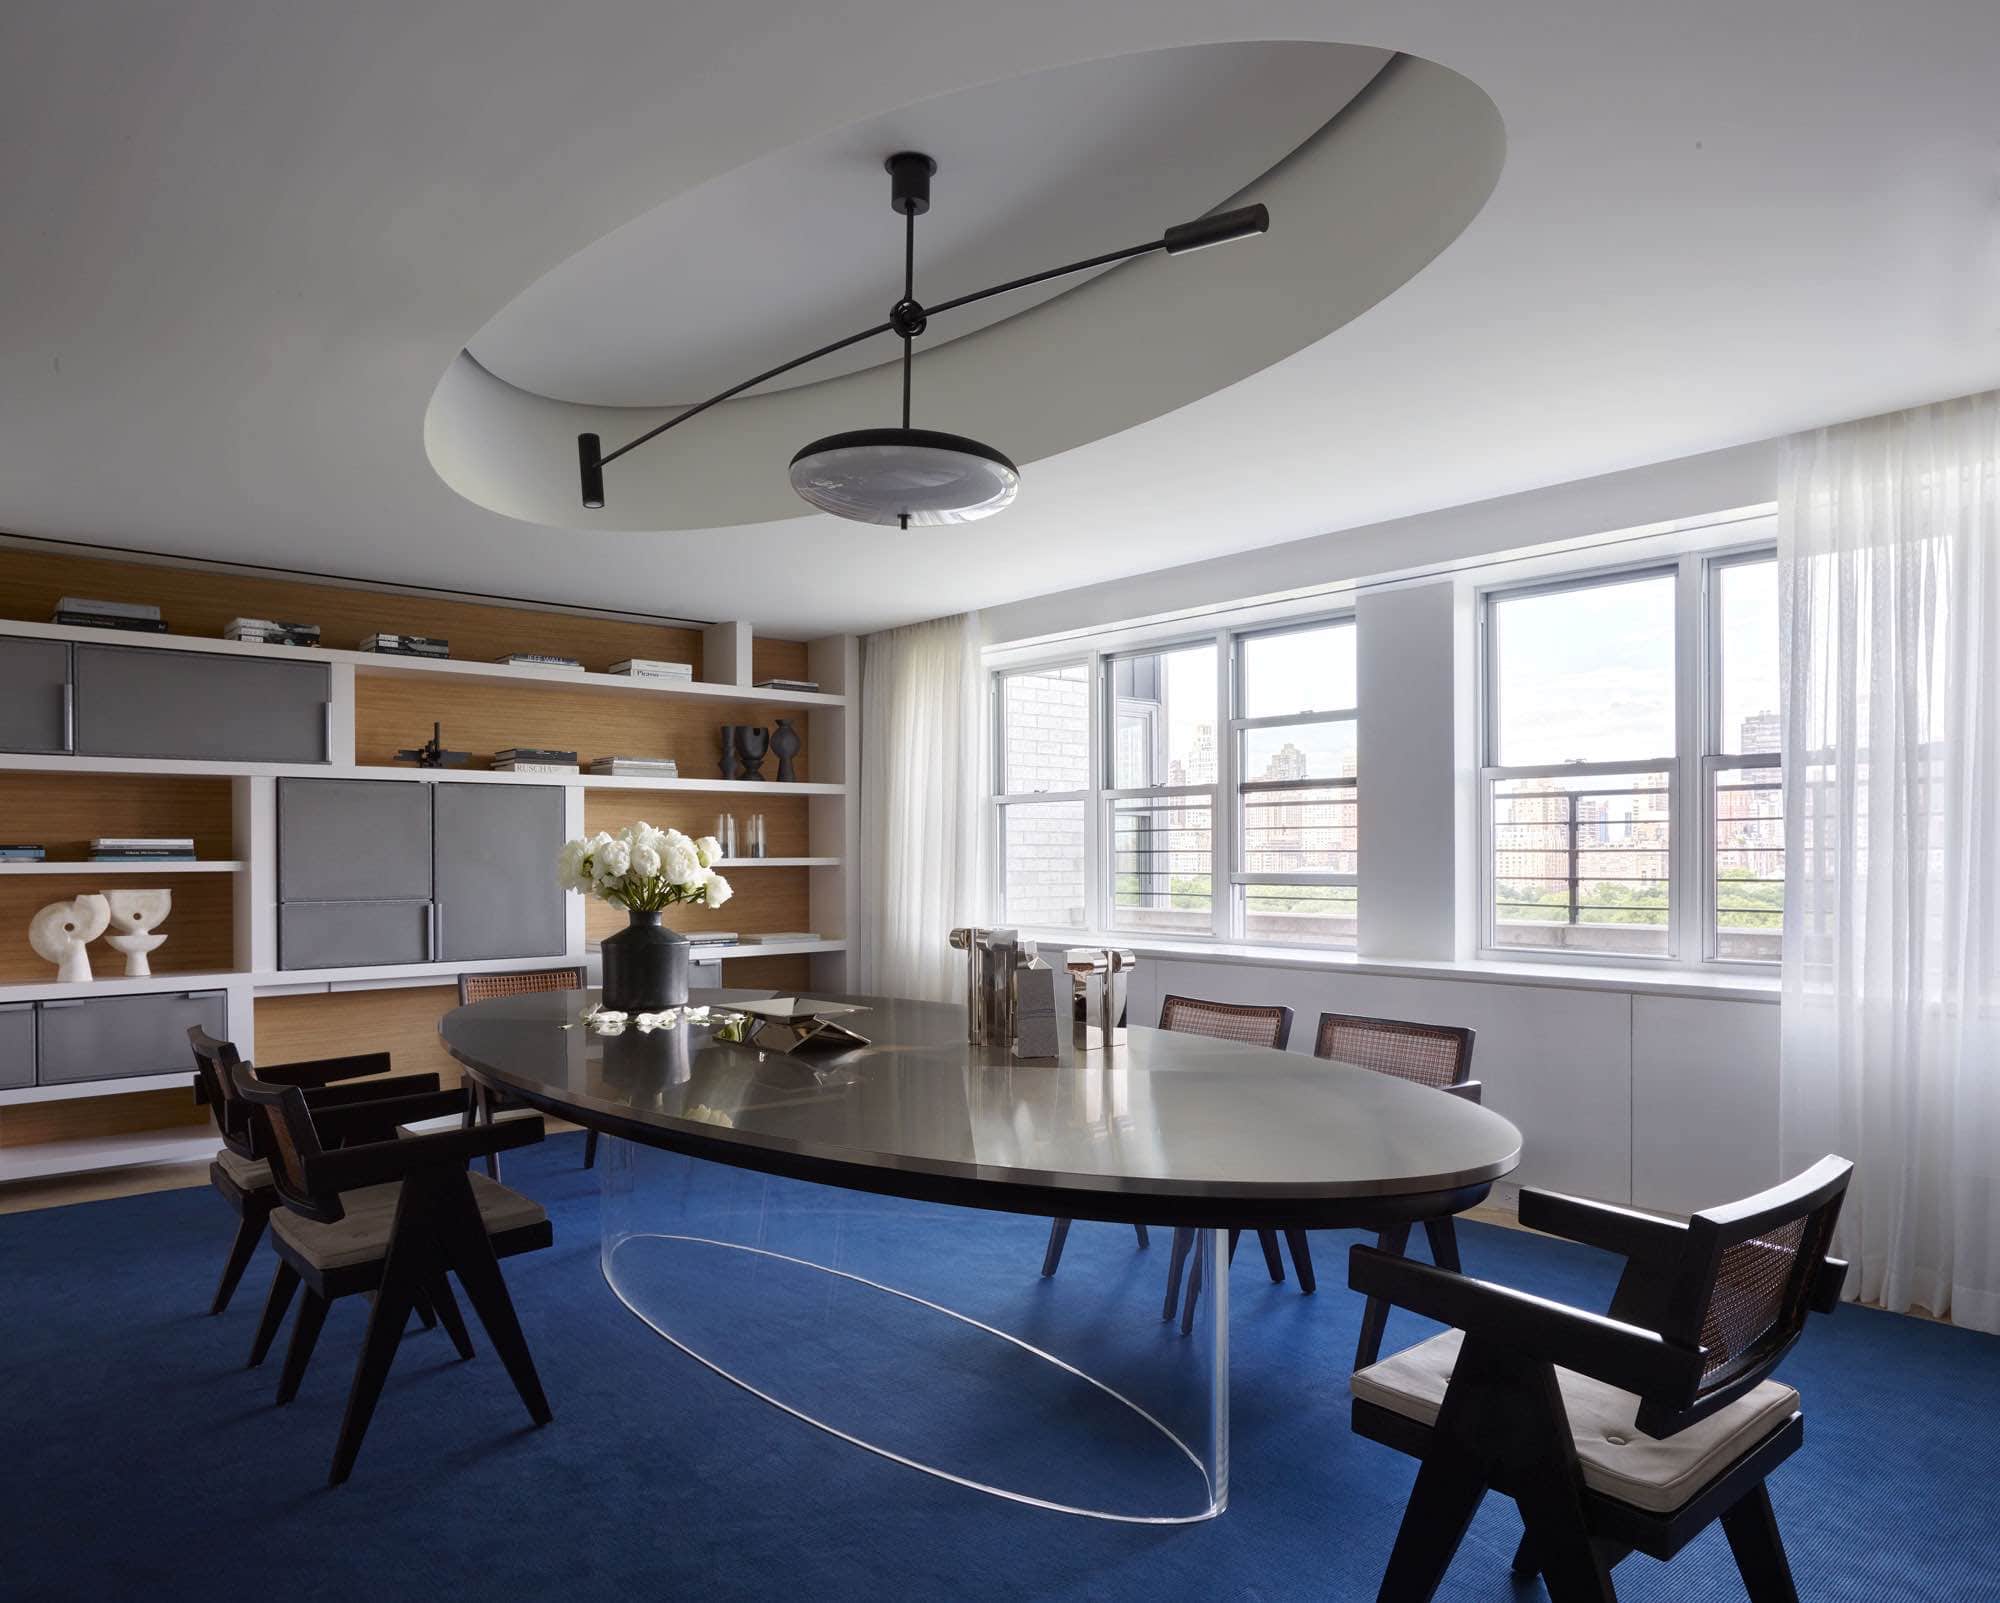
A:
103;888;173;977
29;894;112;984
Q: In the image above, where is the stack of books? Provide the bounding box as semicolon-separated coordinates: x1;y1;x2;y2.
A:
90;837;197;862
54;596;167;633
361;632;450;658
739;933;815;946
225;617;320;647
492;747;579;775
754;677;820;694
0;843;48;862
495;652;585;672
685;932;740;953
607;658;694;683
588;756;680;779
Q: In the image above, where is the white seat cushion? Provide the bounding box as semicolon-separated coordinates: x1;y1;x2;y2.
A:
212;1147;272;1191
1351;1329;1799;1515
270;1173;547;1272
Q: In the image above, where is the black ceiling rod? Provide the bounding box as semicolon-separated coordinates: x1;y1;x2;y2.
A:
886;151;935;533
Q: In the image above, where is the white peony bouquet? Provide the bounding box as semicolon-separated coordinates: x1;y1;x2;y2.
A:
556;822;732;913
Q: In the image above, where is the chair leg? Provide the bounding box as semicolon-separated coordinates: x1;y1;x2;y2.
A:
1040;1218;1072;1277
1511;1531;1540;1577
1284;1228;1316;1294
211;1199;271;1315
1256;1229;1286;1283
1423;1216;1462;1273
1353;1223;1412;1370
275;1289;329;1405
1373;1451;1489;1602
1132;1223;1150;1249
433;1172;552;1429
412;1284;438;1331
428;1270;476;1362
582;1128;599;1170
1721;1483;1799;1603
1162;1227;1193;1320
329;1238;424;1486
481;1088;501;1181
248;1260;300;1368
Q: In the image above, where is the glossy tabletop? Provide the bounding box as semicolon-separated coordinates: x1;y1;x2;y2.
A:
441;990;1522;1228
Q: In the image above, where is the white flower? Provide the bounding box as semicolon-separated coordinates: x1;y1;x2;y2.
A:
703;869;733;908
629;841;662;879
695;835;723;868
662;835;701;885
555;837;590;891
595;839;632;879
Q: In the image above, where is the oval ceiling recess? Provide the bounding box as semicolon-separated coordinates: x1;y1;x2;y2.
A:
425;43;1504;532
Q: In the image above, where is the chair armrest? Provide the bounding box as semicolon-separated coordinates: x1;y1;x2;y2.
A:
1518;1188;1689;1264
308;1089;468;1145
1443;1079;1483;1104
300;1073;441;1109
1810;1255;1849;1313
1348;1245;1705;1400
302;1116;545;1193
256;1051;393;1088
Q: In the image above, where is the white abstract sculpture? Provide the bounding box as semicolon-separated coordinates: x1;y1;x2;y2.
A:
104;888;173;977
29;894;111;984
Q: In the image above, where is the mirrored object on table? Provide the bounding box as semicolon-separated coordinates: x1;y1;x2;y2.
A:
728;997;872;1054
948;926;1029;1045
1065;948;1136;1052
1010;959;1061;1062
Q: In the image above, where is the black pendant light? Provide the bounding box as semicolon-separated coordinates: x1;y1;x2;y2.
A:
577;152;1268;528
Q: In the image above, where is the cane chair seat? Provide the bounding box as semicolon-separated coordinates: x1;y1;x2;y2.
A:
1352;1329;1801;1515
213;1147;273;1192
270;1172;547;1272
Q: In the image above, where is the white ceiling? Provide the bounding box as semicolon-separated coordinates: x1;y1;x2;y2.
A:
471;43;1389;406
1;3;1996;637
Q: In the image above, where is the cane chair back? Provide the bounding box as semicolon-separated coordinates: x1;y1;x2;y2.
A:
458;967;586;1005
1313;1013;1474;1091
1157;995;1295;1051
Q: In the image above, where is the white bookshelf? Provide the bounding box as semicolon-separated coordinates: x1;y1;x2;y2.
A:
0;1127;215;1183
0;615;860;1173
0;859;244;875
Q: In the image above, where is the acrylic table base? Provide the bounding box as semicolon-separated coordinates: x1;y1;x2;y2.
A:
599;1138;1228;1522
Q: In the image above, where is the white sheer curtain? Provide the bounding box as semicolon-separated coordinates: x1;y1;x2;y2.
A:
1778;390;2000;1331
853;612;988;1002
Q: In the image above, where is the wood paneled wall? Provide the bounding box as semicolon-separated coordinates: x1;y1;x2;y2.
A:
254;985;465;1086
353;677;814;779
0;545;708;669
0;774;234;860
0;1088;207;1148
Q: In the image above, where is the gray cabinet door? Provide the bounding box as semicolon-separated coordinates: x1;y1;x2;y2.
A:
74;644;330;763
279;900;434;969
0;1003;34;1089
434;784;567;961
278;778;433;903
0;638;71;753
36;990;227;1084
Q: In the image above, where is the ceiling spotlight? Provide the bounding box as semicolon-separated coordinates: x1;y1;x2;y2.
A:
576;153;1269;528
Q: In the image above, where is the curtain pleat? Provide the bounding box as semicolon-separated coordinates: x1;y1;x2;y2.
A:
1778;389;2000;1330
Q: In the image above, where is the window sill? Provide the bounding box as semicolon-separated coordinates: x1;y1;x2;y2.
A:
1010;930;1781;1004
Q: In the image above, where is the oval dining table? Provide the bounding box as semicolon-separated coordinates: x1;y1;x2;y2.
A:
441;988;1521;1524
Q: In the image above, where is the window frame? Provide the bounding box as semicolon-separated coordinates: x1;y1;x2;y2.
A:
1476;543;1780;970
990;659;1097;932
987;607;1360;948
1228;616;1359;949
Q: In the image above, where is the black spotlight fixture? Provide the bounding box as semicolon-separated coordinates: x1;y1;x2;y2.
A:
577;153;1269;528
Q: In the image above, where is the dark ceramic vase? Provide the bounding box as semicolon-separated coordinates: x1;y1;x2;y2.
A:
600;909;689;1011
735;725;770;780
770;717;801;783
718;725;743;780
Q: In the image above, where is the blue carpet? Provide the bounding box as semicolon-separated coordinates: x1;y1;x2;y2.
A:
1;1134;1990;1601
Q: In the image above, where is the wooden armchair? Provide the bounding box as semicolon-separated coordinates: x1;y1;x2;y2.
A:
1312;1012;1481;1369
457;968;589;1177
1347;1156;1851;1601
188;1026;438;1315
228;1054;556;1485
